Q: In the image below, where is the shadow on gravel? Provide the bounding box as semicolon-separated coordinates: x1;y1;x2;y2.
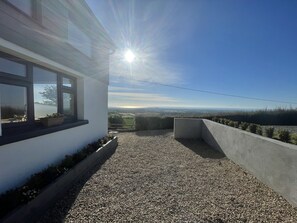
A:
36;146;118;223
135;129;173;137
176;139;225;159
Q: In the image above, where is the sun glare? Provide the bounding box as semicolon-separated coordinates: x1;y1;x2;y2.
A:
124;49;135;63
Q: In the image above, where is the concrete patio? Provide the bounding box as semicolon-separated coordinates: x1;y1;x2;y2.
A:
38;130;297;222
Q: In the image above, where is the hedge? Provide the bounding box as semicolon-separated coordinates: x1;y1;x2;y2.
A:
135;116;174;130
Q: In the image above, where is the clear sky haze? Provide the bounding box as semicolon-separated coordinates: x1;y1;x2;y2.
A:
86;0;297;109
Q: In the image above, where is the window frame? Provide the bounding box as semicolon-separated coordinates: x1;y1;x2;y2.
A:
59;75;77;120
0;52;78;134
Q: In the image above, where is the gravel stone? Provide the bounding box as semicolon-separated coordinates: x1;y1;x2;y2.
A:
38;130;297;223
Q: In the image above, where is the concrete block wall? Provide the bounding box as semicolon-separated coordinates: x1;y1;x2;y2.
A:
174;118;202;139
174;118;297;207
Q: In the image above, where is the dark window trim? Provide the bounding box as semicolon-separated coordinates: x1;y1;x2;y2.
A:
0;52;78;134
60;74;77;118
0;55;28;79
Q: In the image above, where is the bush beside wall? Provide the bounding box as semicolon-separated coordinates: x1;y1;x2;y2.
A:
265;127;275;138
278;130;291;143
211;117;296;145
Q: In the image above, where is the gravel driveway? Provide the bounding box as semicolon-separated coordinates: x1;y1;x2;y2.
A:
39;130;297;223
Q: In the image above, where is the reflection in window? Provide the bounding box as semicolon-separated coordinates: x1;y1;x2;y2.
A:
63;93;74;117
7;0;32;16
0;84;27;123
33;67;57;119
0;57;26;77
62;77;74;88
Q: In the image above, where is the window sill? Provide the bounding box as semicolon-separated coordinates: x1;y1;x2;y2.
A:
0;120;89;146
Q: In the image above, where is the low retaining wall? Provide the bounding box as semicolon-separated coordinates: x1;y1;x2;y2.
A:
174;118;202;139
174;118;297;207
2;137;118;223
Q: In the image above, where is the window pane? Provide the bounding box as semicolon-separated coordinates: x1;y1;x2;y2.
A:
33;67;57;119
0;84;27;123
0;57;26;77
63;93;74;117
62;77;74;88
7;0;32;16
68;21;92;57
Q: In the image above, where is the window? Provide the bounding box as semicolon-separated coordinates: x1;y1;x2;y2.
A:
0;84;27;124
61;75;76;119
0;53;77;134
63;93;75;117
68;20;92;57
0;57;26;77
6;0;33;16
33;67;58;119
62;77;74;88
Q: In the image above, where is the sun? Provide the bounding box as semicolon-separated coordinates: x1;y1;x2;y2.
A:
124;49;135;63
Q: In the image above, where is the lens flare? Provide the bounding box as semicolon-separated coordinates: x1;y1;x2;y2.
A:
124;49;135;63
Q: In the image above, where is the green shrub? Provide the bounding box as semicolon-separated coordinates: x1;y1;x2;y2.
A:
212;117;219;122
248;124;257;133
291;134;297;145
265;127;274;138
73;150;88;164
60;155;75;169
240;122;249;130
108;115;123;125
228;121;235;127
233;121;239;128
256;126;263;135
0;189;26;217
278;130;291;143
224;119;230;125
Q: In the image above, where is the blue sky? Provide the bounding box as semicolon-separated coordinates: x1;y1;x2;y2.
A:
87;0;297;109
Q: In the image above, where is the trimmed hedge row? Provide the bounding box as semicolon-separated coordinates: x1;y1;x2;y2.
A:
211;117;297;144
135;116;173;130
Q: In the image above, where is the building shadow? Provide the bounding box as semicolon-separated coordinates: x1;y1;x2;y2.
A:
201;122;226;155
36;146;117;223
176;139;225;159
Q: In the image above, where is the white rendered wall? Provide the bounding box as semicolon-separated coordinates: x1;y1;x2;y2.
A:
0;39;109;193
0;77;108;193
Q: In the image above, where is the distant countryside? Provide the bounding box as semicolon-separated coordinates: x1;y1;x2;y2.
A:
108;107;297;144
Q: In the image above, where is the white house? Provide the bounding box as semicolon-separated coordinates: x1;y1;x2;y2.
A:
0;0;115;194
